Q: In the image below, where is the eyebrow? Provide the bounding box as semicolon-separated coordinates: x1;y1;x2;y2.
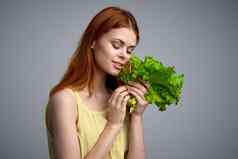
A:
112;38;136;48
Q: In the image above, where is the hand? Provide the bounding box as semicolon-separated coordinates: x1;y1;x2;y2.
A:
126;81;150;116
106;86;130;128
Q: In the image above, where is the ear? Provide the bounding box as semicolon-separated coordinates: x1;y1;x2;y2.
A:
91;41;95;49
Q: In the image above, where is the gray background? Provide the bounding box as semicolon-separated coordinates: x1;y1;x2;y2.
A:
1;0;238;158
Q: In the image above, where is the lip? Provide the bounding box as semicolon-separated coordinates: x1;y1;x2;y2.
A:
112;62;123;70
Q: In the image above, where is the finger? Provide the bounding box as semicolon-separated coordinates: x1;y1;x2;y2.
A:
128;89;148;106
128;81;147;94
115;91;129;109
127;85;145;100
121;95;130;111
139;80;150;90
113;86;128;97
110;86;128;106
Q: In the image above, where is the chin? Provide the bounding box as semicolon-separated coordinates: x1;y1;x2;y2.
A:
108;70;120;76
107;67;121;76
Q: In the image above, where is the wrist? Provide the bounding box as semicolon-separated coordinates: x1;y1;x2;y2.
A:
106;122;123;130
131;113;143;120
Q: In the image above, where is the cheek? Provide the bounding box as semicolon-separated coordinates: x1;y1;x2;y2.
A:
94;48;114;69
97;45;117;61
93;40;120;70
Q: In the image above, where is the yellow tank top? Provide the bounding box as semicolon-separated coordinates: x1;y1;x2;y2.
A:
44;89;130;159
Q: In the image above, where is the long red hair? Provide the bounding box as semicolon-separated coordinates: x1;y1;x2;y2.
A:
49;6;140;98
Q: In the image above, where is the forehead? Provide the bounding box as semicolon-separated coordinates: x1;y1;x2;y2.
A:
103;27;137;46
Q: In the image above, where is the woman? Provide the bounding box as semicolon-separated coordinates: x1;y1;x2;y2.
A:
45;6;149;159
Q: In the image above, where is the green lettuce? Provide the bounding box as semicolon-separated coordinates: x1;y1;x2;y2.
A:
117;54;185;112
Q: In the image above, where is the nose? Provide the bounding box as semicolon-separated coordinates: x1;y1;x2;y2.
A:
118;47;129;61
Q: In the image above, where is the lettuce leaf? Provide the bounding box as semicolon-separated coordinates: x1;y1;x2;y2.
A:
117;54;185;112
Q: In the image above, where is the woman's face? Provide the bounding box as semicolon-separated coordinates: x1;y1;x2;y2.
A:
92;27;137;76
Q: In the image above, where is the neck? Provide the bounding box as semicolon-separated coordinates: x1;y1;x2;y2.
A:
83;67;110;98
93;69;108;95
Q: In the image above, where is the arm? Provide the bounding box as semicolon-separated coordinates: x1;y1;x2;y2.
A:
85;86;130;159
126;114;146;159
84;123;122;159
49;89;82;159
49;89;122;159
125;81;149;159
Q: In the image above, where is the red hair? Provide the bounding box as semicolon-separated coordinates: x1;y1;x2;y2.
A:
49;6;140;98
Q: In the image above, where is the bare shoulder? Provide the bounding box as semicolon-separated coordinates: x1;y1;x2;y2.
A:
49;88;76;112
47;88;78;131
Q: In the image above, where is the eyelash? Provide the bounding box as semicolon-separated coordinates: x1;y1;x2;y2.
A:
112;43;133;54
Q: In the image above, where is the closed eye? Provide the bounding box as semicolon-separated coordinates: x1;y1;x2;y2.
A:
127;50;132;54
127;48;134;54
112;43;121;49
112;42;135;54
